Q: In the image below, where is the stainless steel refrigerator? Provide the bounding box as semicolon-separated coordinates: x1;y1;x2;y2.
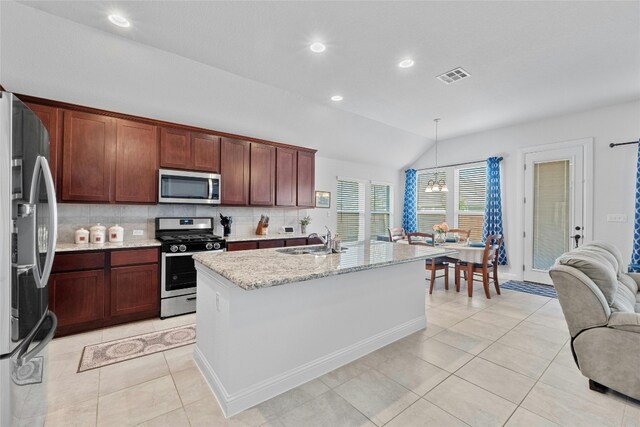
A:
0;92;58;426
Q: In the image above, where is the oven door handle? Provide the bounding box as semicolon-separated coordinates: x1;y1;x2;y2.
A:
164;251;198;258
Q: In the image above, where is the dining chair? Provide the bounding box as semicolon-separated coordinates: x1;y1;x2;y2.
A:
388;227;406;242
454;234;503;298
407;232;449;294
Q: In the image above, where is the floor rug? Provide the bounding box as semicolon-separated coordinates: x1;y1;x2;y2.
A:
78;324;196;372
500;280;558;298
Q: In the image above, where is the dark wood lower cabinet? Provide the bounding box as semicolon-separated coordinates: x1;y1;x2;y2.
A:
49;248;160;337
285;238;308;247
48;270;105;334
257;239;285;249
227;241;259;252
110;264;159;318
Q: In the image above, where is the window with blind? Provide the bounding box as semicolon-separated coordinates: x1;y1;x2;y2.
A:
337;179;365;242
370;183;392;238
455;165;486;240
416;171;447;232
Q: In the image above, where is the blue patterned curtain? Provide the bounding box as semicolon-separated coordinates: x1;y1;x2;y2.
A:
629;140;640;272
402;169;417;233
483;157;508;265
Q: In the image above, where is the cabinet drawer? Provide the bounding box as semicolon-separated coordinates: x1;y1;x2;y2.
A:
285;238;308;247
227;241;259;252
52;252;105;273
111;248;159;267
258;239;285;249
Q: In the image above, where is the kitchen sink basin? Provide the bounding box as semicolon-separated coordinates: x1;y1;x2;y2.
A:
276;247;347;255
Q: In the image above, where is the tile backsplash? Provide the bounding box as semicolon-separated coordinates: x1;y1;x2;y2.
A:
56;203;313;243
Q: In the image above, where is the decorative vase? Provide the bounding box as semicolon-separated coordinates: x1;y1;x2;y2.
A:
435;232;446;244
301;224;307;234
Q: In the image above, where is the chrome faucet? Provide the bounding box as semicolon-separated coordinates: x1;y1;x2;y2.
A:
308;226;333;252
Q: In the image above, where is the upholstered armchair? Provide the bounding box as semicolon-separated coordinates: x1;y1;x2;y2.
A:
549;241;640;400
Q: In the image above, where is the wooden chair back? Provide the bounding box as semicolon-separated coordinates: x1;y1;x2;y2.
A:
388;227;406;242
407;232;435;247
482;234;503;267
448;228;471;241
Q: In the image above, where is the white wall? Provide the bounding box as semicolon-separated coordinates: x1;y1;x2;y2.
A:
0;1;427;170
409;100;640;277
309;156;403;237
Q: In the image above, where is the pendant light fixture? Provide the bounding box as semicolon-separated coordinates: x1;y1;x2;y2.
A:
425;118;448;192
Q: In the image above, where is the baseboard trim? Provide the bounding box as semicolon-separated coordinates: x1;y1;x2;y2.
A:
194;315;425;417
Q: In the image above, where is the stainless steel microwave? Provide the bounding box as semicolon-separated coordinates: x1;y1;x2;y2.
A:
158;169;221;204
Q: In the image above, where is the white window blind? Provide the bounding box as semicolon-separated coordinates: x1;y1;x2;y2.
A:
416;171;447;233
337;179;365;242
370;183;391;238
456;165;487;240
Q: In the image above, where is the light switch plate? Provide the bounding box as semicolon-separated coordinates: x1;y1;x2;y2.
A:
132;229;144;236
606;214;627;223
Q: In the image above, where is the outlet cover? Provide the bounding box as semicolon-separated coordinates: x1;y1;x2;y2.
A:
606;214;627;223
132;229;144;236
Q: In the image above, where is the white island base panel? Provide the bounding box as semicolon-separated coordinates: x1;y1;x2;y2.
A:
194;259;427;417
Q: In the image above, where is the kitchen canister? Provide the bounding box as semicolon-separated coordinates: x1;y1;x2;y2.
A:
74;227;89;244
108;224;124;243
89;223;106;244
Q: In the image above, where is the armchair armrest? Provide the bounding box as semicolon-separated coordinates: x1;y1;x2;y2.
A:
627;272;640;286
608;312;640;333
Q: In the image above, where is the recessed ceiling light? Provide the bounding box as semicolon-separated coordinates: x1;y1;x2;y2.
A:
309;42;326;53
331;95;343;102
398;59;415;68
108;14;130;28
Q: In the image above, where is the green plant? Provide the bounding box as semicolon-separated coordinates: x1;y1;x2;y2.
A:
299;215;312;226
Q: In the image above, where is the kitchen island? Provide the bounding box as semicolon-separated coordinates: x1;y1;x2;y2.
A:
193;240;456;417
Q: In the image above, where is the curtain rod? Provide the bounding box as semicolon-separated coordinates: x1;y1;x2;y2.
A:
609;141;639;148
414;156;503;172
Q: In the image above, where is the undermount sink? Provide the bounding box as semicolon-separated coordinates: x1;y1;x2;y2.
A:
276;247;347;255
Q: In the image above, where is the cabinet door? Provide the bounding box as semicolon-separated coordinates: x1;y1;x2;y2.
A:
48;270;105;328
110;264;159;318
191;132;220;172
250;143;276;206
220;138;250;205
276;147;297;207
26;103;61;199
297;151;315;207
160;127;191;170
62;111;116;202
115;120;158;203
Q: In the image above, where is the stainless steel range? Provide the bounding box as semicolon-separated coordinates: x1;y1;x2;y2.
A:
155;217;225;318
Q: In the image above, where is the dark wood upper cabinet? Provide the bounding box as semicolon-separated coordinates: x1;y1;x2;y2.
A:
160;127;191;170
297;151;315;207
250;143;276;206
220;138;250;205
62;111;116;202
26;103;61;199
115;120;158;203
275;147;297;207
191;132;221;173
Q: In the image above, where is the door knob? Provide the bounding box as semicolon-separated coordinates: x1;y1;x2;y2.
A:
570;227;582;248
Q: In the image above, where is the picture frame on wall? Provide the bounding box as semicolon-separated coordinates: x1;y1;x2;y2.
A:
315;191;331;208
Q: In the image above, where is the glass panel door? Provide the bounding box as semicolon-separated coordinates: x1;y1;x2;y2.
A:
532;160;570;270
524;146;584;284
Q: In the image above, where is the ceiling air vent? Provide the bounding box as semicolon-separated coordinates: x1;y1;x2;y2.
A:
436;67;471;84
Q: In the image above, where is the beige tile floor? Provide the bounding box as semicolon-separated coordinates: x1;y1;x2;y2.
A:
42;282;640;427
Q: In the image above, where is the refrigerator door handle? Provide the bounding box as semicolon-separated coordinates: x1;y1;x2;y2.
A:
30;156;58;289
14;311;57;367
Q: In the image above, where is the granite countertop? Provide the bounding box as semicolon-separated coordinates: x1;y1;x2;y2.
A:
225;233;311;242
193;240;458;291
56;239;161;253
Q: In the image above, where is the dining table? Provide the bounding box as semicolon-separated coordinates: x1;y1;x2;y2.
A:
396;238;486;263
